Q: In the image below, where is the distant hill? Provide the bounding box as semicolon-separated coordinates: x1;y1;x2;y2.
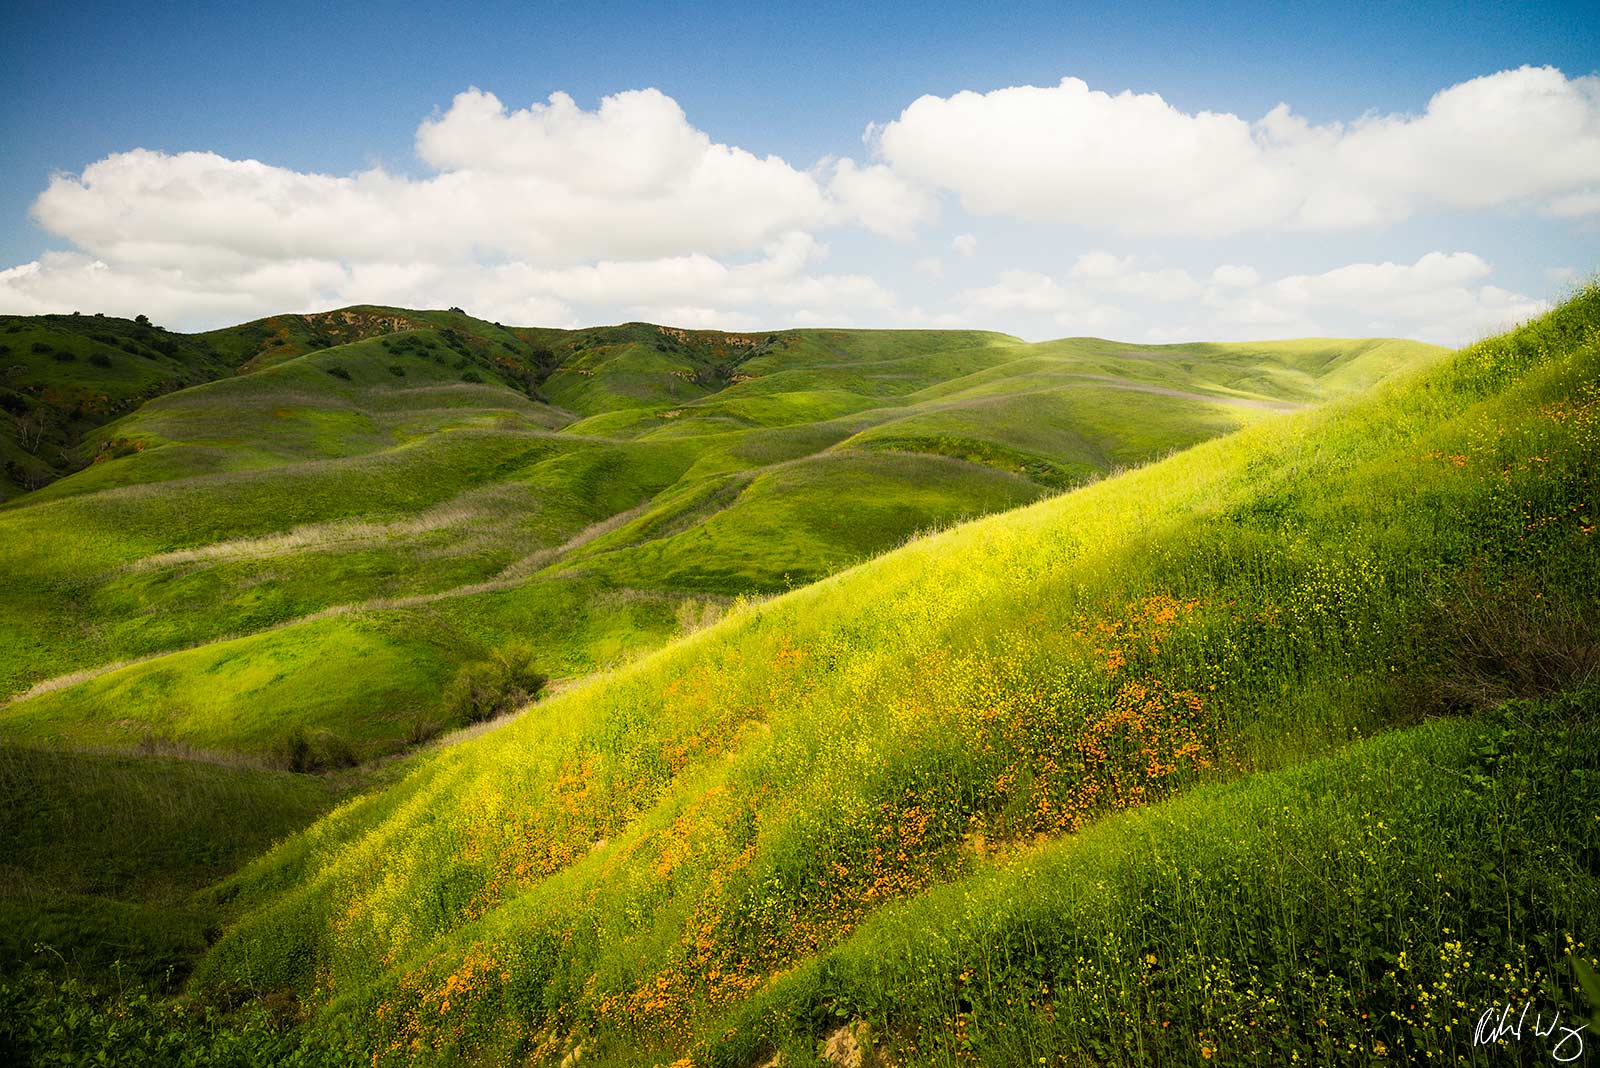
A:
0;312;239;496
0;308;1441;764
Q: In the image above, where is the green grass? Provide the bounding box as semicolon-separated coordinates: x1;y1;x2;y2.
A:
136;290;1597;1066
0;312;1429;762
3;293;1522;1066
0;742;363;982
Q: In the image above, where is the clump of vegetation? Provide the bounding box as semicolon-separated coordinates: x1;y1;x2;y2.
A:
387;363;406;377
442;642;546;724
271;727;358;773
325;365;350;380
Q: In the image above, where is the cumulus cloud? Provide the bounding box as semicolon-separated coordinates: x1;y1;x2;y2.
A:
951;233;978;256
1;87;928;329
34;89;832;269
955;251;1546;345
1210;265;1262;288
823;158;937;238
873;66;1600;236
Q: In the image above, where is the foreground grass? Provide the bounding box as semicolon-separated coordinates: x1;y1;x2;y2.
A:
0;743;371;984
125;289;1595;1066
714;692;1599;1067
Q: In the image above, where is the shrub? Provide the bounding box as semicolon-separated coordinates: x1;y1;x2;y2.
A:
134;314;151;327
270;728;357;772
387;364;406;377
405;717;443;747
315;733;357;770
274;728;313;773
326;366;350;381
460;370;482;383
443;643;546;725
52;350;76;363
30;342;52;354
88;352;112;368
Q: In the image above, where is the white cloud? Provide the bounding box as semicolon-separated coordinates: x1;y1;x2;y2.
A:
1204;252;1547;342
1067;251;1200;301
1210;265;1261;288
955;251;1545;345
3;87;924;329
960;270;1072;313
34;90;833;269
872;66;1600;236
823;158;937;238
1;72;1588;338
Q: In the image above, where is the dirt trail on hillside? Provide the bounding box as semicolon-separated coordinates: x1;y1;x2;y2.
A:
4;503;657;706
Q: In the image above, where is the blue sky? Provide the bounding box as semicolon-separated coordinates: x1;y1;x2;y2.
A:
2;1;1595;342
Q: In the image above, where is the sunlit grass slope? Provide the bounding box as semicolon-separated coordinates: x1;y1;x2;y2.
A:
181;290;1597;1066
0;311;1431;764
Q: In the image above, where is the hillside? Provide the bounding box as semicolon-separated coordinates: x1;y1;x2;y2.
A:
0;305;1451;1031
98;288;1590;1067
0;313;1430;768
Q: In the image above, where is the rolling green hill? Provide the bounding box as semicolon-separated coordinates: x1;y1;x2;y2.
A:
16;287;1584;1067
2;288;1571;1067
0;313;1432;769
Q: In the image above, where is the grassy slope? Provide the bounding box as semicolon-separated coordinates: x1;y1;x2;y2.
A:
0;312;245;499
183;288;1599;1066
0;315;1432;764
0;742;373;983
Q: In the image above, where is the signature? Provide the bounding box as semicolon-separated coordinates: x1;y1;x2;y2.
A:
1473;1002;1587;1063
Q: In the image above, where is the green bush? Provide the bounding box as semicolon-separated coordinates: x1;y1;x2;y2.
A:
443;643;546;725
271;728;358;773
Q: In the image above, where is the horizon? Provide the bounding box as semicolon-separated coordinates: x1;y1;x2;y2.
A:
8;300;1467;350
